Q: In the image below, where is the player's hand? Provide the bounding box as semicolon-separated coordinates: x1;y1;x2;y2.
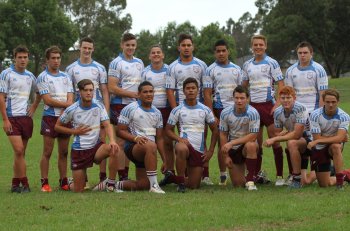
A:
75;125;91;135
203;150;214;162
278;130;288;136
307;141;317;150
3;119;13;134
178;137;190;146
131;92;139;99
343;134;349;143
221;142;233;154
270;104;278;115
109;141;119;157
225;156;233;169
27;105;37;117
135;136;148;145
263;138;274;147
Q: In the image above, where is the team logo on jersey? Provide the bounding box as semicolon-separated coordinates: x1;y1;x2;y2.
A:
63;78;68;85
232;69;239;77
217;72;222;76
261;66;268;73
74;71;80;75
77;115;81;119
332;121;340;128
26;77;32;85
93;109;98;117
92;69;98;75
193;66;200;73
307;72;313;79
136;63;142;71
242;118;249;124
199;111;205;118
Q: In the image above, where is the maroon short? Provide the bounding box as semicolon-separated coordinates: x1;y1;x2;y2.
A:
158;107;171;128
7;116;33;139
310;146;332;172
213;108;223;119
40;116;71;138
228;145;245;164
110;104;126;125
250;101;274;126
187;145;204;167
70;142;104;170
124;142;145;168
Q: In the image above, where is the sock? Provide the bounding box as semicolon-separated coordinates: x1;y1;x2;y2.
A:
245;158;257;182
202;166;209;178
256;148;263;173
41;178;48;186
273;146;283;177
146;170;158;187
125;167;129;178
285;148;293;175
107;178;115;187
99;172;107;182
21;177;29;187
59;177;68;186
115;181;124;190
12;178;20;187
335;173;345;186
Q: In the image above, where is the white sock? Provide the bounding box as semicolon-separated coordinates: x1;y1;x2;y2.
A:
146;170;158;187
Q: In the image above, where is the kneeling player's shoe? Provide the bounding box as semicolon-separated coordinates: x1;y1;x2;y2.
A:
255;170;271;184
41;184;52;192
159;170;174;186
219;175;227;186
336;184;344;191
201;177;214;185
22;186;31;193
284;175;293;186
342;169;350;183
106;185;123;193
275;176;285;186
92;178;107;191
245;181;257;191
84;182;91;190
288;180;302;189
11;185;22;193
177;183;186;193
149;184;165;194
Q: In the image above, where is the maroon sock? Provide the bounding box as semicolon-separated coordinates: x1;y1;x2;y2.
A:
125;167;129;178
336;173;345;186
256;148;263;173
245;158;257;182
21;177;29;187
99;172;107;182
273;146;283;176
202;166;209;178
285;148;293;175
41;178;49;186
59;177;68;186
12;178;20;187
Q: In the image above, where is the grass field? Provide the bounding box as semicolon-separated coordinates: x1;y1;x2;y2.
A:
0;78;350;231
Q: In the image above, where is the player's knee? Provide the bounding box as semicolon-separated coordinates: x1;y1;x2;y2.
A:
329;143;342;153
245;142;257;158
287;140;298;151
13;147;25;157
144;141;157;153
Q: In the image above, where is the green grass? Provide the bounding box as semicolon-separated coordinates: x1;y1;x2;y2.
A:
0;77;350;231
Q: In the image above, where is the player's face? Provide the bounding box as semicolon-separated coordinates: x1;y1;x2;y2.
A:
297;47;312;66
233;92;248;110
215;45;229;64
280;94;295;110
138;85;154;105
121;39;137;58
14;52;29;71
184;82;198;100
178;39;194;59
80;84;94;102
80;41;94;59
149;47;164;64
251;39;267;57
47;52;61;71
324;95;339;115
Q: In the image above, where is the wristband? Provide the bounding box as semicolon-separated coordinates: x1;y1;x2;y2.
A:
134;136;140;142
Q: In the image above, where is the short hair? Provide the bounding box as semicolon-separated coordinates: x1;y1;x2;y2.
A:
183;77;198;90
296;41;313;53
79;37;94;47
233;85;250;98
45;46;61;60
251;34;267;46
77;79;94;90
214;39;228;50
278;86;296;97
322;89;340;101
13;45;29;58
138;81;153;92
178;33;193;45
121;32;136;43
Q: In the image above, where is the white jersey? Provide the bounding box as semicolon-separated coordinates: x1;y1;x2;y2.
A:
118;101;163;142
108;53;144;105
37;69;74;117
141;64;169;108
203;61;242;108
274;101;309;132
167;101;215;153
310;107;350;150
219;105;260;150
165;57;207;103
242;55;284;103
59;100;109;150
65;59;107;102
285;60;328;113
0;65;37;117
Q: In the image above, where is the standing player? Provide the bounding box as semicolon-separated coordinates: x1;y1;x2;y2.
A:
111;81;165;193
165;33;211;185
242;35;286;186
0;45;41;193
37;46;74;192
55;79;119;193
141;45;173;174
66;37;109;183
165;78;218;192
108;33;144;181
203;39;242;185
307;89;349;189
220;85;260;191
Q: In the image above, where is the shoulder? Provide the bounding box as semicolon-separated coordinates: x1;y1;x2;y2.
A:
310;108;323;120
247;105;260;118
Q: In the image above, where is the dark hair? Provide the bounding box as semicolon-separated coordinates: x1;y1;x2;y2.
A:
178;33;193;45
13;45;29;58
214;39;228;50
322;89;340;101
79;37;94;47
121;32;136;43
138;81;153;92
77;79;94;90
183;77;198;90
45;46;61;60
296;41;313;53
150;44;163;52
233;85;250;98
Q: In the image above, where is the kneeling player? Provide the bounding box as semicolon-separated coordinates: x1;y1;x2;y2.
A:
55;79;119;192
220;85;259;190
